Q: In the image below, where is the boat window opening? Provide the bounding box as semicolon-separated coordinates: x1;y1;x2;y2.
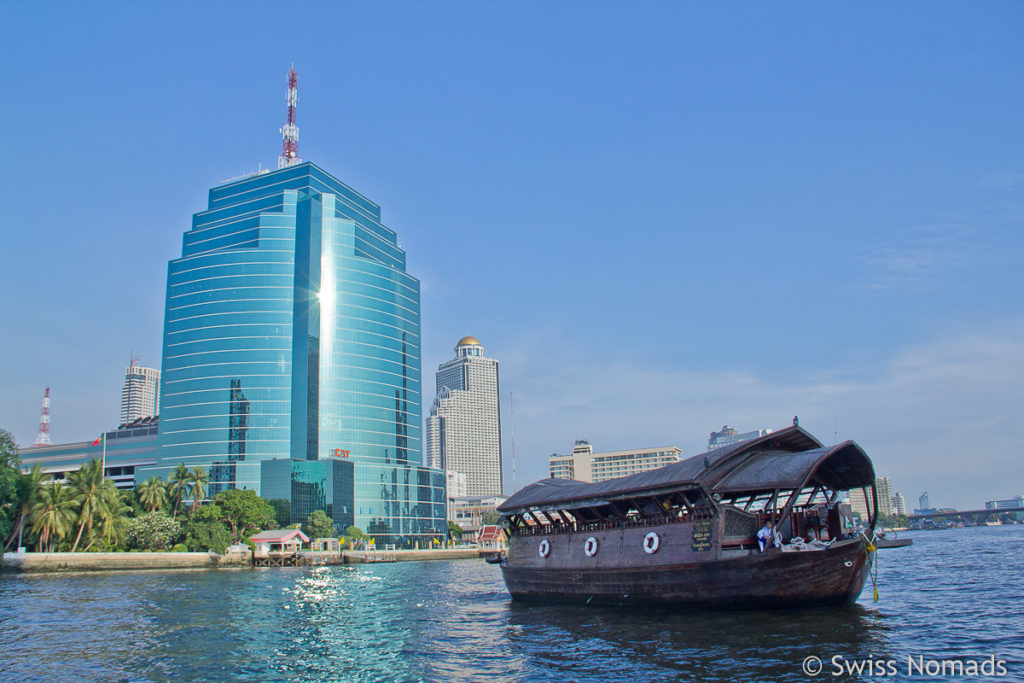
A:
864;485;876;525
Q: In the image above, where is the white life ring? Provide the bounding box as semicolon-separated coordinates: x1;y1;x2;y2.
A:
643;532;660;554
538;539;550;558
584;536;599;557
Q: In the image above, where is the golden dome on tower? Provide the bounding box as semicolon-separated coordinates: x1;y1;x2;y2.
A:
456;336;482;347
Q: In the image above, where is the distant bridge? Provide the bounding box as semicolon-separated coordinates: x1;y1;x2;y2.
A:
908;507;1024;526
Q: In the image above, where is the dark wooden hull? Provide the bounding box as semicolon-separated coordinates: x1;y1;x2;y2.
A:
501;538;871;609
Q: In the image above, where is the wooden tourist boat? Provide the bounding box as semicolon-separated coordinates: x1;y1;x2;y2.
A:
497;425;911;608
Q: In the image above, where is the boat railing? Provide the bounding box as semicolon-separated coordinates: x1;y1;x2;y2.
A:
511;509;713;537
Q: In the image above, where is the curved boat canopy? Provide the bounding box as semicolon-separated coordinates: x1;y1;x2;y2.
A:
499;426;875;515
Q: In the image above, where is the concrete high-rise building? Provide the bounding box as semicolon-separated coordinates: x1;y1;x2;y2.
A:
143;162;446;545
708;425;773;450
425;336;503;497
894;492;907;517
121;359;160;425
549;441;682;483
875;477;894;515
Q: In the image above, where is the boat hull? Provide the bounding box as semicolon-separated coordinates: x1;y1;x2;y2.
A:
501;538;871;608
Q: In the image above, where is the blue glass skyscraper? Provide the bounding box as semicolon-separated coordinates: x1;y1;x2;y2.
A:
148;162;446;545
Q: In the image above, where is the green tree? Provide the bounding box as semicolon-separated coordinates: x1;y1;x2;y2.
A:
168;463;190;518
303;510;334;539
30;482;76;552
5;464;46;551
447;521;463;540
344;526;366;547
184;518;232;553
89;485;132;551
67;459;118;552
124;511;182;550
189;467;209;512
480;510;500;526
0;429;21;544
120;488;144;517
190;503;223;524
137;476;168;513
213;489;276;541
182;503;231;552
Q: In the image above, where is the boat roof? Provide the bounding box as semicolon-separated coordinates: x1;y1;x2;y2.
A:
499;426;875;514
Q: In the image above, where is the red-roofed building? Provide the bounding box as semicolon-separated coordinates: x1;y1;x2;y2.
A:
251;529;310;557
476;525;506;548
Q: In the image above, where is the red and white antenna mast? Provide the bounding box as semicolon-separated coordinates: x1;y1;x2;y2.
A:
278;65;301;169
32;387;52;447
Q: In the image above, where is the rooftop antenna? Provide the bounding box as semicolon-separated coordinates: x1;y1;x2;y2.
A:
32;387;52;447
277;64;301;169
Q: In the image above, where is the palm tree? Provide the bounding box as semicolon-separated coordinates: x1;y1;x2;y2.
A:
67;458;107;552
168;463;190;518
189;467;209;512
30;482;75;552
137;476;168;513
4;465;46;551
86;482;131;551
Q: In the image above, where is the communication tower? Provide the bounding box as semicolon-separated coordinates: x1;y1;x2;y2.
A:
32;387;52;447
278;66;301;169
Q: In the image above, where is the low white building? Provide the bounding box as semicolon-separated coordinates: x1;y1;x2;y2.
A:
549;441;682;483
452;495;507;532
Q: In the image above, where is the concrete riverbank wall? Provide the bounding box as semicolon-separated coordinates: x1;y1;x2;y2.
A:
2;551;251;574
342;548;483;563
2;548;498;573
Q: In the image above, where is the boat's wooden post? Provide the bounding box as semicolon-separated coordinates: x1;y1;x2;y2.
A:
767;489;779;524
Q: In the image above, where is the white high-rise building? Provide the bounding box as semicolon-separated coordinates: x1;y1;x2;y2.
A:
875;476;894;515
121;359;160;425
894;492;907;517
425;336;502;497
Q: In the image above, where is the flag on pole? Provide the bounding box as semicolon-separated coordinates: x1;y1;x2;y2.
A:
90;433;104;447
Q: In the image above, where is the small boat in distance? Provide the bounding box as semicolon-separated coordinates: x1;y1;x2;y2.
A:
497;425;911;608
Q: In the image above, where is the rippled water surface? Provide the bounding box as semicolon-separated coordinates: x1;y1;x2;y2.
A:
2;526;1022;681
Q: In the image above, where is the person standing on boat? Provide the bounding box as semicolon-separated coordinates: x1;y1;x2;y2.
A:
806;505;825;541
757;521;777;552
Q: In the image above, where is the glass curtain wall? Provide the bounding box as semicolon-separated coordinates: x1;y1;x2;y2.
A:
150;162;445;545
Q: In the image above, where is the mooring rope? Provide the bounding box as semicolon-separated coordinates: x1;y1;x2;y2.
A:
861;531;879;602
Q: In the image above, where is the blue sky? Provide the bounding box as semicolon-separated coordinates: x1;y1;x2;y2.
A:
1;2;1022;510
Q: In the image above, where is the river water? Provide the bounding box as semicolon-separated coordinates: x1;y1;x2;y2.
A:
1;526;1022;682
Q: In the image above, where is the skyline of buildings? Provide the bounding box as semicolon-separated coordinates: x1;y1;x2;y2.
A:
120;359;160;426
425;336;503;497
14;365;1007;518
549;440;682;483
